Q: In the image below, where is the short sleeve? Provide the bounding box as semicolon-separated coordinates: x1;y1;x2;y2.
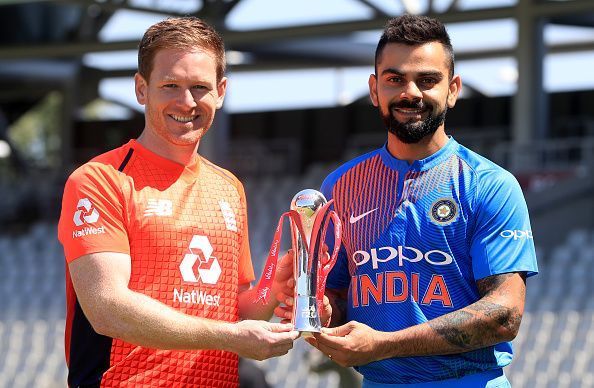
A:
470;170;538;280
58;163;130;263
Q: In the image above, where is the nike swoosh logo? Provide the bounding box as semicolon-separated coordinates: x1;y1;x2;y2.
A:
349;208;379;224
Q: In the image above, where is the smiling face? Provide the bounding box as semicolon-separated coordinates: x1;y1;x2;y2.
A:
369;42;460;144
134;48;226;150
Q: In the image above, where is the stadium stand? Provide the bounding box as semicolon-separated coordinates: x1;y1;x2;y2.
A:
0;222;67;388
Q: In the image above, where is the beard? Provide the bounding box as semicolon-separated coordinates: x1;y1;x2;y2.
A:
380;99;447;144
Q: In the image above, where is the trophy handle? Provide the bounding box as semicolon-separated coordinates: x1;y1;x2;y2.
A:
254;209;309;305
308;200;342;309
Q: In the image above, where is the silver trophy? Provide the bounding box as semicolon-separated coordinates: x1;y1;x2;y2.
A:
290;189;329;336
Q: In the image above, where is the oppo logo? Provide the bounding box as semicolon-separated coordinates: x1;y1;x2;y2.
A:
500;230;533;240
353;246;453;270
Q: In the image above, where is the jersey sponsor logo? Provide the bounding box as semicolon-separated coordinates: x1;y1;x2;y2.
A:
429;198;458;226
176;235;223;305
500;229;533;240
352;246;453;269
144;199;173;217
351;272;453;308
173;288;221;306
179;235;222;285
351;246;454;308
219;200;238;232
72;198;105;239
349;208;379;224
73;198;99;226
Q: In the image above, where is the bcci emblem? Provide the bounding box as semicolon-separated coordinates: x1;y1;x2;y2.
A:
430;198;458;225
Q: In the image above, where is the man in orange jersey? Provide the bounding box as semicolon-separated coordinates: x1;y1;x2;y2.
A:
58;17;298;387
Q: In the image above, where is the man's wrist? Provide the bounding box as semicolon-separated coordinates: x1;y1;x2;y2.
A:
376;331;397;360
213;321;238;353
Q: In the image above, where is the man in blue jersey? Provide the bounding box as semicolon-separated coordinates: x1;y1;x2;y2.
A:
305;14;538;387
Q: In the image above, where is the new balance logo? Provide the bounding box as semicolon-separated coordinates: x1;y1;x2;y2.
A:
144;199;173;217
349;208;378;224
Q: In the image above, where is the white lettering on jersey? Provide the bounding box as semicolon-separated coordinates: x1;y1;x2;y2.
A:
500;230;533;240
352;246;453;269
173;288;221;306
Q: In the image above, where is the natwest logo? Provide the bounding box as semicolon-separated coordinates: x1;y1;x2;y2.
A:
179;235;221;285
73;198;99;226
353;246;453;269
72;198;105;239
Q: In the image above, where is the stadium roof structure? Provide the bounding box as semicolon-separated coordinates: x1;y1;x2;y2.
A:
1;0;594;168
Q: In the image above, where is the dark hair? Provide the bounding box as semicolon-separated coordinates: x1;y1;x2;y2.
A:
375;14;454;78
138;17;226;82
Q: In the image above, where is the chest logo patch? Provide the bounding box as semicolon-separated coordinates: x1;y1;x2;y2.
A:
179;235;221;285
430;198;459;226
350;208;379;224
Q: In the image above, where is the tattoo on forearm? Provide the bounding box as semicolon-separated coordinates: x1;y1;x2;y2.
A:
469;300;506;323
429;310;475;350
468;300;521;333
428;273;525;350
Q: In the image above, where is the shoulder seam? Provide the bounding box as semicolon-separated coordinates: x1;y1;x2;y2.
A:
328;149;381;186
201;158;239;187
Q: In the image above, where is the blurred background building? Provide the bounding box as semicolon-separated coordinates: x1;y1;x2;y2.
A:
0;0;593;387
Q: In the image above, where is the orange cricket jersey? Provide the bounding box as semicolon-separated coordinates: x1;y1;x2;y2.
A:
58;140;255;387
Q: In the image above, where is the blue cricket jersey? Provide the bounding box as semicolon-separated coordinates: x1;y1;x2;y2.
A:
321;137;538;384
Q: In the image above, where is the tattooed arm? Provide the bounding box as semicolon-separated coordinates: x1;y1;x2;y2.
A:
312;272;527;367
428;272;526;352
390;271;527;357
